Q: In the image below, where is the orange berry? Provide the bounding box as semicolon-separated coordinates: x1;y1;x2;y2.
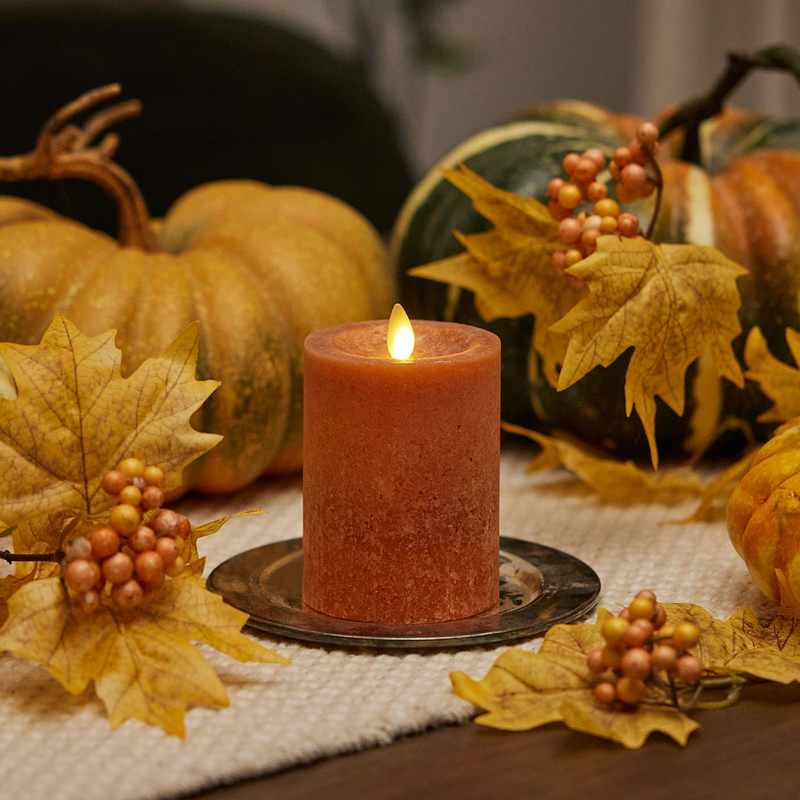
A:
552;251;568;273
102;551;135;584
547;177;566;199
547;199;572;221
64;536;92;563
567;274;586;289
166;556;186;579
620;647;653;680
143;465;164;486
593;198;619;218
101;469;129;496
110;503;141;536
565;249;583;268
621;618;654;647
78;590;101;614
587;648;605;674
599;215;618;233
581;228;600;251
558;217;582;245
636;121;660;148
557;184;582;210
672;622;700;650
674;655;703;683
150;509;181;538
119;485;142;507
620;163;647;191
141;486;165;511
135;550;165;585
635;589;657;604
582;148;606;170
111;579;143;609
652;644;678;672
128;525;156;553
65;559;101;594
91;527;120;560
615;183;638;204
629;597;654;620
118;458;145;479
586;181;608;202
562;152;580;174
653;604;667;629
628;139;649;165
616;676;646;706
609;160;621;180
154;537;180;569
594;681;617;705
602;616;629;647
612;146;632;167
572;157;598;184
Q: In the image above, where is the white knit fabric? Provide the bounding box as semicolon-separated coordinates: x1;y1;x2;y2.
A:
0;447;768;800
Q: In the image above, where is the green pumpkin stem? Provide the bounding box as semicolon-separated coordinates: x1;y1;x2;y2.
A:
0;84;158;252
658;45;800;165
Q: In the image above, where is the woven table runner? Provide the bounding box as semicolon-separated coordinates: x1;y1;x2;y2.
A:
0;446;767;800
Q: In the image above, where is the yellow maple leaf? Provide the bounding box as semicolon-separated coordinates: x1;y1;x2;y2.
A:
0;316;220;525
551;236;746;468
0;566;288;737
502;422;702;501
743;326;800;423
451;608;699;748
408;165;584;385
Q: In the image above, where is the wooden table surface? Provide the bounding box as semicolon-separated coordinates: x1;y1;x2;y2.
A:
191;681;800;799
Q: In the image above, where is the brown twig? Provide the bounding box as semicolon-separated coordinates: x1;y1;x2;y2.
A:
0;84;157;251
0;549;63;564
643;145;663;241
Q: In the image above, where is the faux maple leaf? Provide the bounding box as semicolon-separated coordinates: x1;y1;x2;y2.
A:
451;608;698;748
0;563;288;737
0;316;220;525
408;165;584;385
501;422;702;501
0;318;286;736
552;236;746;468
452;603;800;748
743;326;800;423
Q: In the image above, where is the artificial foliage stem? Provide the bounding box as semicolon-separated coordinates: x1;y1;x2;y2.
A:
0;549;63;564
658;45;800;166
0;84;158;252
643;145;663;241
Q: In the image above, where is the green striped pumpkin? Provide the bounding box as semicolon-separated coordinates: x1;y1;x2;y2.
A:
391;100;800;459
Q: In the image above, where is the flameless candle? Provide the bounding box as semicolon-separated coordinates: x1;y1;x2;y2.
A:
302;305;501;624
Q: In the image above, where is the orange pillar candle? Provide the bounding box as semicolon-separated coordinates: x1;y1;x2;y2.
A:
302;306;501;624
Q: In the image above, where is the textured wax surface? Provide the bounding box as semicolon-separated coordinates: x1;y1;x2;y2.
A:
0;447;770;800
303;321;501;623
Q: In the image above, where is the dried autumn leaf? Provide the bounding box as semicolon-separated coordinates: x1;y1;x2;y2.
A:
0;316;220;525
502;422;702;501
0;563;289;737
451;608;699;748
680;448;757;523
408;165;584;385
743;326;800;423
551;236;746;468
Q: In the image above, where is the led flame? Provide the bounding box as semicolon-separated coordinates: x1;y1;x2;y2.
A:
387;303;415;360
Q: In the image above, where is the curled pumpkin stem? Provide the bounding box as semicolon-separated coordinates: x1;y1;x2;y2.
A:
658;44;800;165
0;84;157;252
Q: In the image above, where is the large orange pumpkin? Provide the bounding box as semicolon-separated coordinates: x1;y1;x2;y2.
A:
0;86;394;493
393;46;800;459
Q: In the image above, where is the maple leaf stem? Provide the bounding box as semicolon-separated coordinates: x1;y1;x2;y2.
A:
0;548;63;564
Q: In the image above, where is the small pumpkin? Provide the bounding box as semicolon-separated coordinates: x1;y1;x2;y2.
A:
727;424;800;604
0;86;394;493
392;46;800;459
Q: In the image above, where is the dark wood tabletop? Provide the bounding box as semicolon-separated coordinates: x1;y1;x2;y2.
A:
191;680;800;799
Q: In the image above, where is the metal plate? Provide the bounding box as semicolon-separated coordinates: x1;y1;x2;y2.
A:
207;537;600;649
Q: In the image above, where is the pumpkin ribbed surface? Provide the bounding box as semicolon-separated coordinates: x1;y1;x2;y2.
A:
0;180;393;493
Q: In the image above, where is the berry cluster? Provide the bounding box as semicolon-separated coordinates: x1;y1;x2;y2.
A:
62;458;191;612
587;590;704;707
546;121;661;282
